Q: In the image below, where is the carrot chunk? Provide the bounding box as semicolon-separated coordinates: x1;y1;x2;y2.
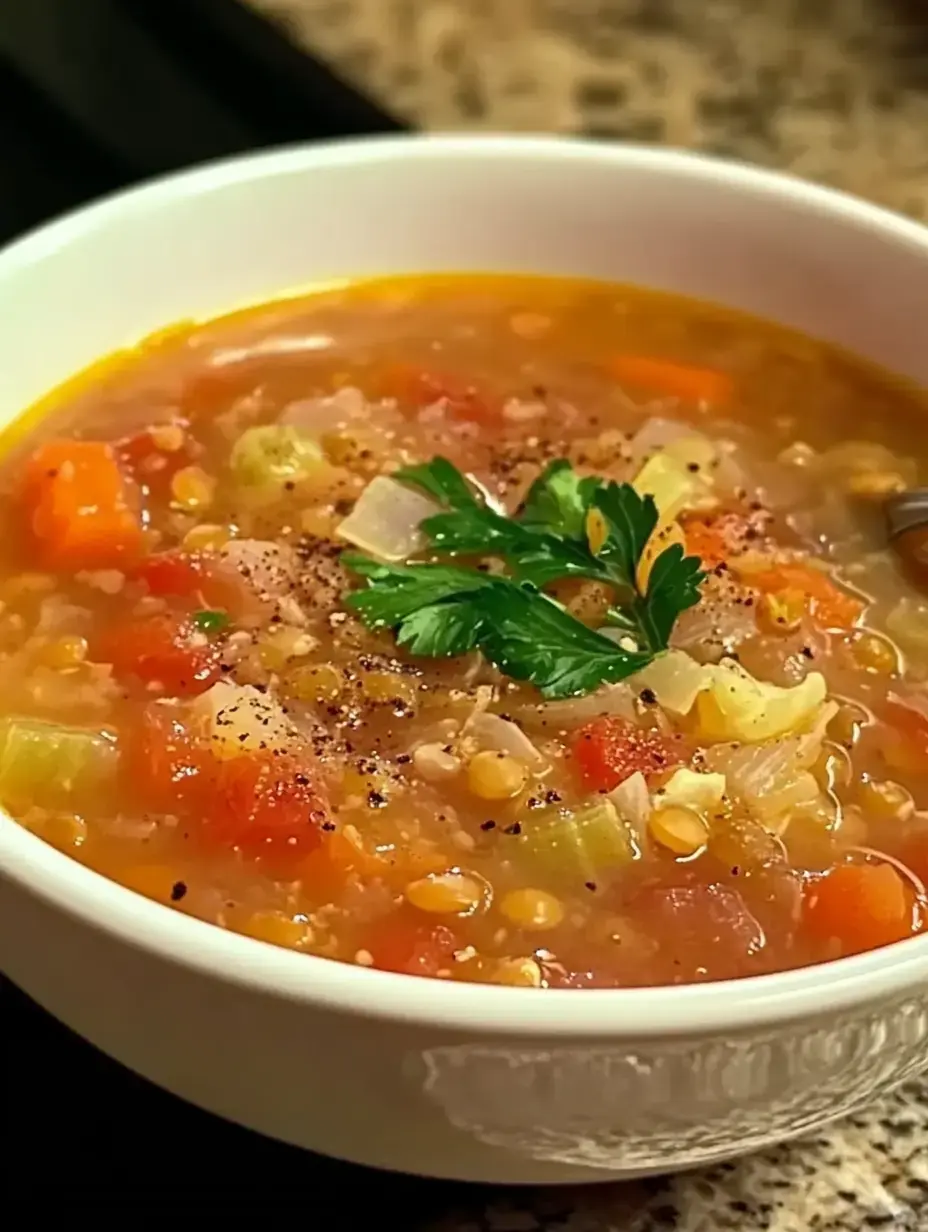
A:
607;355;732;406
25;439;144;569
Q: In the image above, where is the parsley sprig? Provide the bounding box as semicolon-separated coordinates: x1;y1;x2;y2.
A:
342;457;705;698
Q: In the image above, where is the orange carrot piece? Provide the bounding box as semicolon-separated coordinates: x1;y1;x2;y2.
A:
803;863;918;954
750;563;864;629
25;439;144;570
606;355;733;406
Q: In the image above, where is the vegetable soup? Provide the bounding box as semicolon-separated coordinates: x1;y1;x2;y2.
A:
6;273;928;987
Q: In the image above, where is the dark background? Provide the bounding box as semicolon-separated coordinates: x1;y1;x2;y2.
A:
0;0;429;1203
0;0;403;246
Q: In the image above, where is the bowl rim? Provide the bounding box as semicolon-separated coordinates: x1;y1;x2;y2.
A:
3;132;928;1039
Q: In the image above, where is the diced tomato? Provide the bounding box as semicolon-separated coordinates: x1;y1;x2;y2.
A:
364;909;460;977
205;751;327;861
606;355;733;407
124;703;210;815
682;509;768;568
750;563;864;629
128;703;329;865
93;612;221;696
803;862;921;955
134;550;241;612
571;716;685;792
24;439;144;570
374;362;501;425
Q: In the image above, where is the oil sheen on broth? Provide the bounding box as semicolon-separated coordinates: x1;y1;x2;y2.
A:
4;273;928;989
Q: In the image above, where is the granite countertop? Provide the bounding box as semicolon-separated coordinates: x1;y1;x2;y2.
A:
244;2;928;1228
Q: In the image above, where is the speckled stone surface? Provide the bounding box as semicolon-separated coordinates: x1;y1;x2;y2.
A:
244;1;928;1227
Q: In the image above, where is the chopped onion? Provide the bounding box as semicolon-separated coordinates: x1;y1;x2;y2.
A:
632;452;717;521
517;683;636;732
704;734;824;827
670;577;758;663
279;385;372;432
194;680;296;759
629;649;709;716
220;539;298;599
413;742;462;782
466;712;546;770
628;418;717;469
654;767;726;813
336;475;440;562
608;770;651;832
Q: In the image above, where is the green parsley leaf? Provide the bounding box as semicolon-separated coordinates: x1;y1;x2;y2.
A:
589;481;660;592
393;456;479;510
519;459;599;540
635;541;705;648
341;554;495;627
394;597;487;657
476;585;652;699
341;457;707;698
193;609;229;635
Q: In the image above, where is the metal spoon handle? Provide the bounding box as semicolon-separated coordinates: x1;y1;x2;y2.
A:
885;488;928;539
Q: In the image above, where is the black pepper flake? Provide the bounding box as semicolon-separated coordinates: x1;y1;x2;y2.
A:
584;881;597;892
170;880;188;902
503;822;522;836
367;790;387;808
687;462;700;473
396;753;411;765
480;819;497;831
639;687;657;705
801;646;815;659
322;820;337;831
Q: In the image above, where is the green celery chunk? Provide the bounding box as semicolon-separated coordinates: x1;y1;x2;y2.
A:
229;425;324;497
0;717;117;809
517;798;639;883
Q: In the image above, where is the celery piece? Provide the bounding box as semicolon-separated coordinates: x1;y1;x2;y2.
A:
0;716;117;809
518;798;639;883
229;425;323;494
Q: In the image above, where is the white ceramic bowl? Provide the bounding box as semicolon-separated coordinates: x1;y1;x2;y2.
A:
2;136;928;1185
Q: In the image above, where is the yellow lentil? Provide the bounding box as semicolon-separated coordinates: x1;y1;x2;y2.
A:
466;750;528;801
499;888;565;931
241;910;311;950
649;805;709;856
170;465;216;512
850;631;899;675
405;871;484;915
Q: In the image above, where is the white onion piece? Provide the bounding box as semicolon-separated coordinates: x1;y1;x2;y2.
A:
413;743;462;782
630;650;709;716
220;539;299;598
670;595;757;663
703;730;826;826
195;680;297;759
279;385;371;432
519;683;636;732
608;770;651;833
337;476;440;562
628;418;716;468
654;767;726;813
466;712;546;769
